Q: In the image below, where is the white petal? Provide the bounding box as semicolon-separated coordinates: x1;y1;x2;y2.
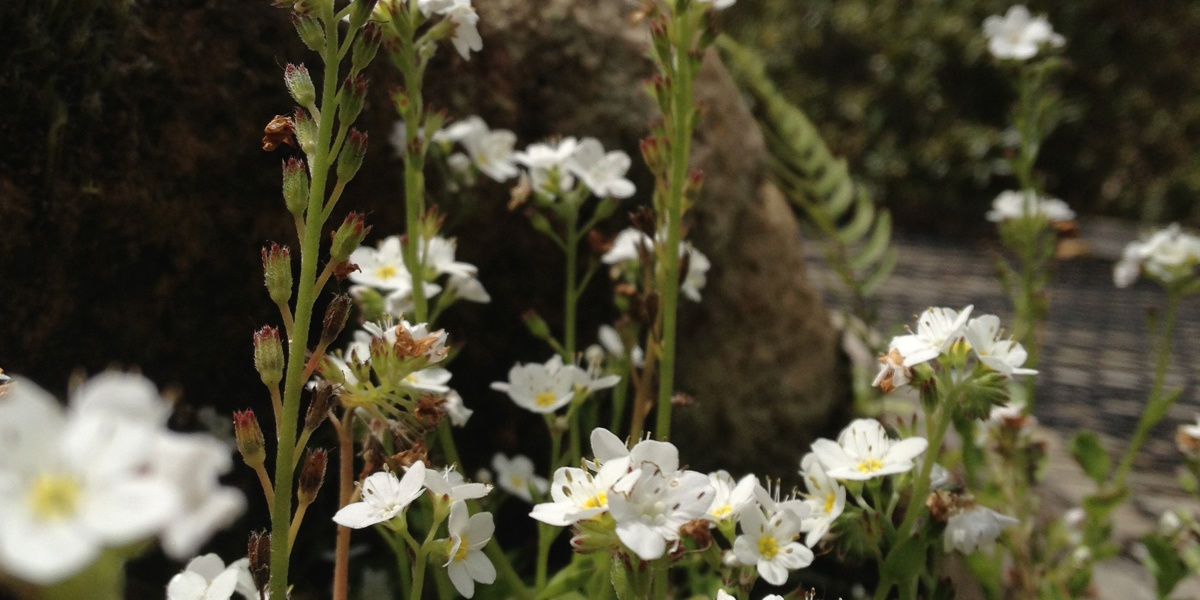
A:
332;502;388;528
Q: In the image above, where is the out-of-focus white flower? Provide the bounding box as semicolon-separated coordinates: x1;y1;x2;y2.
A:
889;305;974;367
491;355;585;413
811;418;929;481
798;453;845;547
986;190;1075;223
732;503;814;585
443;390;474;427
447;273;491;304
421;236;477;280
1113;224;1200;288
929;463;953;490
442;501;496;598
597;325;645;367
491;454;548;503
982;5;1065;60
333;462;427;529
564;138;635;199
964;314;1038;377
167;554;257;600
0;376;186;583
514;138;579;195
697;0;736;9
443;1;482;60
706;471;758;523
943;506;1019;554
152;433;247;559
602;228;711;302
1178;414;1200;457
435;116;519;182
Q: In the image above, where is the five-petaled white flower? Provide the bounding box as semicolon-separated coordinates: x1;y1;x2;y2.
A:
607;440;714;560
811;418;929;481
943;506;1019;554
986;190;1075;223
889;305;974;367
514;137;579;195
964;314;1038;377
564;138;636;199
442;390;474;427
732;503;814;586
797;453;846;547
982;5;1065;60
705;470;758;524
491;355;584;413
166;554;258;600
424;465;492;504
333;462;427;529
348;236;414;291
434;116;519;182
491;453;549;503
442;500;496;598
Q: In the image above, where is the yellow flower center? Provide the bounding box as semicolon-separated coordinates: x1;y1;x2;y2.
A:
376;265;398;280
757;535;779;560
452;538;470;562
712;504;733;518
583;492;607;509
825;493;836;514
29;474;82;522
857;459;884;473
534;391;557;407
510;476;525;489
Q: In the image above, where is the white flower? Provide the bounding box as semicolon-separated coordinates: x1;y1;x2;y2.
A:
435;117;518;182
529;460;626;526
732;504;814;586
982;5;1065;60
597;325;645;367
417;0;456;17
706;471;758;523
491;453;549;503
929;463;953;490
422;235;478;280
443;501;496;598
514;137;579;195
333;462;427;529
564;138;635;199
798;453;845;547
943;506;1019;554
490;355;583;413
985;190;1075;223
401;367;453;394
811;418;929;481
447;273;491;303
964;314;1038;377
697;0;736;9
348;236;414;291
1113;224;1200;288
602;228;710;302
424;465;492;503
444;2;482;60
608;466;714;560
167;554;257;600
889;305;974;367
443;390;473;427
151;433;247;559
0;377;185;584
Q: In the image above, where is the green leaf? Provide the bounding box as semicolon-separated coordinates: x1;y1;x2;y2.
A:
880;535;928;587
851;209;893;271
835;192;875;245
610;555;633;600
1071;431;1111;486
1140;534;1187;598
860;248;898;298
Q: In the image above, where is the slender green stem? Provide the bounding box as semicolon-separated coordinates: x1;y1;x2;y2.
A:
1112;289;1181;487
564;207;579;360
395;16;429;323
484;540;531;600
269;14;342;600
895;404;951;542
654;12;696;442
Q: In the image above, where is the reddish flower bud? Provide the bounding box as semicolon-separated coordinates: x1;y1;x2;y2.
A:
247;530;271;594
233;409;266;468
339;75;369;127
352;23;383;73
321;294;352;347
281;158;309;216
261;244;293;306
291;13;325;55
297;448;328;505
336;129;368;183
253;325;285;389
329;212;371;264
284;63;316;108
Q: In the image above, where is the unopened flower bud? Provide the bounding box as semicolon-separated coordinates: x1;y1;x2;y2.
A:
352;23;383;73
233;409;266;468
330;212;371;264
339;76;369;127
284;63;316;108
262;244;293;306
253;326;285;388
346;0;378;31
337;129;368;183
304;382;336;433
247;530;271;595
298;448;328;505
293;107;318;157
321;294;352;347
648;16;671;65
683;169;704;207
527;210;556;239
522;310;552;341
291;13;325;55
282;158;310;216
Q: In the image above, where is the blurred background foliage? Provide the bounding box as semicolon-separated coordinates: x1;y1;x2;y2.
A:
724;0;1200;235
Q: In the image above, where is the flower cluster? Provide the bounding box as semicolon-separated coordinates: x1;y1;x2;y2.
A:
373;0;482;60
986;190;1075;224
1112;223;1200;288
874;305;1037;392
982;5;1065;61
349;234;490;318
0;374;244;584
